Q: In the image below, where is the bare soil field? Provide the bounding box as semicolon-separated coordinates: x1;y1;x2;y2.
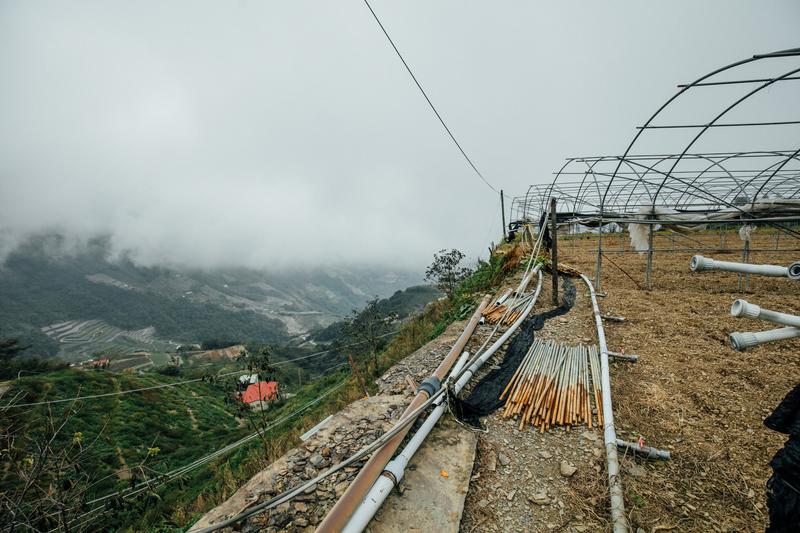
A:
554;230;800;532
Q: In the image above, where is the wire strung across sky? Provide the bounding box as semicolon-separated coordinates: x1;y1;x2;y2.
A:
362;0;499;194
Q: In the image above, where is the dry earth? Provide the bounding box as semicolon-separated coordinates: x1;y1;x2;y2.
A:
549;231;800;532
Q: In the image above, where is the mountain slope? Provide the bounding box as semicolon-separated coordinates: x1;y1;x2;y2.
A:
0;235;423;359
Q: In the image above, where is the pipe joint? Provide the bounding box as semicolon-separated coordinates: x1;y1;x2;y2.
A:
729;331;759;351
789;261;800;281
730;299;760;320
416;376;441;398
690;255;713;272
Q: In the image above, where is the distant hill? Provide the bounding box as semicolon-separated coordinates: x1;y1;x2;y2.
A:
0;234;424;360
311;284;441;342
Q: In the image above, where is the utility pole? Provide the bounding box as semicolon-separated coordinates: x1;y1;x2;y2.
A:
550;197;559;306
500;190;507;242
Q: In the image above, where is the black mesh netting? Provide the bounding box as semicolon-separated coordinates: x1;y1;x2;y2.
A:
451;277;577;427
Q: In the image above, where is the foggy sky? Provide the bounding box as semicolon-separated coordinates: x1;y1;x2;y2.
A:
1;1;798;271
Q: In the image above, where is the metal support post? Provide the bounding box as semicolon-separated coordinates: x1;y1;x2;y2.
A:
550;197;559;305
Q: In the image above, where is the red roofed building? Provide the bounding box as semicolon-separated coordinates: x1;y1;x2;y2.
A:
241;381;279;404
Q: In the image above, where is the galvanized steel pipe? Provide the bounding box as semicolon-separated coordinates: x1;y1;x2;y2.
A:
615;439;670;460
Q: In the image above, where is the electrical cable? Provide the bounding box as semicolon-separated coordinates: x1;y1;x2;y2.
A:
362;0;499;194
5;331;399;409
52;378;351;532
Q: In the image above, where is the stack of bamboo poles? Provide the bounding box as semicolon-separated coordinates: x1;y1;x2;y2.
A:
500;339;604;432
483;289;535;325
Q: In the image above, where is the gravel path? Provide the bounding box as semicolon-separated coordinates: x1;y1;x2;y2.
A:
460;273;610;533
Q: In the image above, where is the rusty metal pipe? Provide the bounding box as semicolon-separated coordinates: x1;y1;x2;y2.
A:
314;295;491;533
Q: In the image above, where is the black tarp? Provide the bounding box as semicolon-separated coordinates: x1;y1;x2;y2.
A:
766;383;800;533
452;277;576;427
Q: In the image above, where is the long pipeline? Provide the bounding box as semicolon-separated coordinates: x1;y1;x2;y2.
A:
342;265;544;532
690;255;796;278
579;274;628;533
314;294;491;533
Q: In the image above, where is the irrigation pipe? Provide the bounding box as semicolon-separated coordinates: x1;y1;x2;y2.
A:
188;384;451;533
731;299;800;328
579;273;628;533
314;296;491;532
690;255;797;278
342;265;544;533
729;326;800;351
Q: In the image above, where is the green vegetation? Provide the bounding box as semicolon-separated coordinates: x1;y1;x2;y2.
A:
312;284;440;342
0;234;424;359
425;248;474;299
0;246;289;357
0;245;518;532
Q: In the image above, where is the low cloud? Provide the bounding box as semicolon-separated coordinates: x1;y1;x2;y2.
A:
1;1;796;270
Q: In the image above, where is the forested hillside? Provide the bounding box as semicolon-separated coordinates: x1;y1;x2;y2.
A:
0;235;423;359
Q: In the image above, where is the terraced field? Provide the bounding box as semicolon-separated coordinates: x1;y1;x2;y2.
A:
40;319;175;361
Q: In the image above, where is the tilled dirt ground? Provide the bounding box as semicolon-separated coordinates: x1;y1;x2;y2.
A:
548;231;800;532
462;231;800;533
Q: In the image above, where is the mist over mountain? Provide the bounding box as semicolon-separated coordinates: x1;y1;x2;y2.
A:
0;233;425;359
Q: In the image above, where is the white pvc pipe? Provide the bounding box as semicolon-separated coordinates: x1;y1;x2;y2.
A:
690;255;789;277
729;327;800;351
342;267;543;533
788;261;800;281
580;274;628;533
731;299;800;328
450;350;471;378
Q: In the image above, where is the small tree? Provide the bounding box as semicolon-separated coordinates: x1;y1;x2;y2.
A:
425;249;473;300
0;395;106;531
229;346;279;459
343;297;392;377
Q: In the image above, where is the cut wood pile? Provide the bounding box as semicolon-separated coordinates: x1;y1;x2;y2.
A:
500;338;603;432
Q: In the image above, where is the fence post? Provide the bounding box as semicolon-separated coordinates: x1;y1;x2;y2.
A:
645;223;654;290
550;197;559;305
501;190;507;242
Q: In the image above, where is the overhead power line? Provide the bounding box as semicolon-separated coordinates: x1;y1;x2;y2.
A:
4;330;399;409
362;0;499;194
45;378;351;533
